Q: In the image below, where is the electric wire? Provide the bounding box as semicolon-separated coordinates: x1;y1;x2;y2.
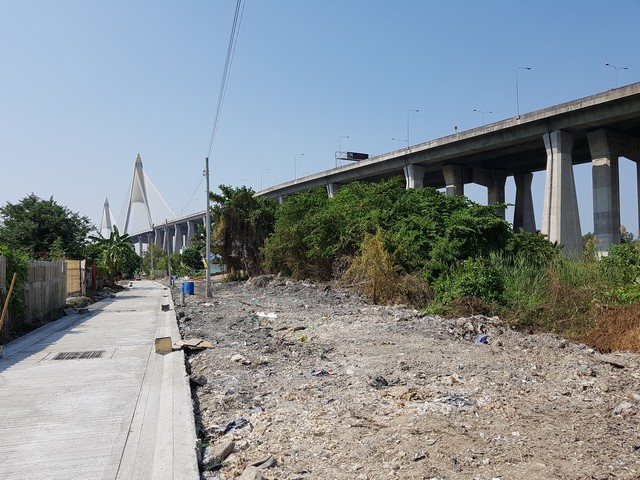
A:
206;0;245;158
178;175;205;217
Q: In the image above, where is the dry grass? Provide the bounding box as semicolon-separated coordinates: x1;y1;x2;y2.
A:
343;231;432;307
583;303;640;353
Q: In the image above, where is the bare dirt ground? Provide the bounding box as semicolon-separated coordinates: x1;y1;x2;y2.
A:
173;276;640;480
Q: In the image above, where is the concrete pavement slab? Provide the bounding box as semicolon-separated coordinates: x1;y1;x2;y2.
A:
0;281;199;480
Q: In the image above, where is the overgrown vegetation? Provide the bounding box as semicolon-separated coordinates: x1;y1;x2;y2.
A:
87;226;139;285
211;185;277;277
0;245;29;327
201;177;640;352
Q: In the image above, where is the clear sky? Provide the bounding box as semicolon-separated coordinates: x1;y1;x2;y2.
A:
1;0;639;235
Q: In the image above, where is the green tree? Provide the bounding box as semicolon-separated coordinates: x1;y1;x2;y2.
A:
181;246;203;272
427;204;512;279
211;185;277;276
0;194;93;259
88;226;139;285
141;244;166;277
263;187;332;278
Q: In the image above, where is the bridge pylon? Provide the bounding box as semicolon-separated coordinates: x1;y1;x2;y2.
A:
123;153;154;235
99;197;115;237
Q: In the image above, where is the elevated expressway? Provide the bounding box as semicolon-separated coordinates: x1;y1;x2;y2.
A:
259;83;640;254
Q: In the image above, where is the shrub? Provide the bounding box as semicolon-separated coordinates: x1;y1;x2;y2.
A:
343;229;432;306
430;258;504;314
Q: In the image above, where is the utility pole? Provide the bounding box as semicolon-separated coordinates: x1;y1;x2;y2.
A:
166;220;172;282
205;157;211;298
150;224;154;279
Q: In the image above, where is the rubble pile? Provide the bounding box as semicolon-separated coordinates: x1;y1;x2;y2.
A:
174;276;640;480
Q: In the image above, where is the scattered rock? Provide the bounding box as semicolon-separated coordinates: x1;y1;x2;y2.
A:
172;277;640;480
201;439;235;469
613;401;633;415
230;354;251;365
190;374;207;387
237;465;263;480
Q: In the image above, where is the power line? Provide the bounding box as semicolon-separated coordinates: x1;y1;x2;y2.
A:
178;175;205;216
206;0;245;158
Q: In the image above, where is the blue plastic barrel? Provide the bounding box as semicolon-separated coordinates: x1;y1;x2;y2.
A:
181;281;195;295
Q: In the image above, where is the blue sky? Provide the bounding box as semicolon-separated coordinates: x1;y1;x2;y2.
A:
1;0;639;235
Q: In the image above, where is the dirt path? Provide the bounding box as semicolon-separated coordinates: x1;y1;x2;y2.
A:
174;276;640;480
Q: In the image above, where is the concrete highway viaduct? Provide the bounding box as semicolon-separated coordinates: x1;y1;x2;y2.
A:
259;83;640;255
127;83;640;256
128;211;206;257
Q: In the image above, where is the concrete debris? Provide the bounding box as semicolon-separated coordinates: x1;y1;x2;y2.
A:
236;465;263;480
173;277;640;480
230;354;251;365
201;440;235;470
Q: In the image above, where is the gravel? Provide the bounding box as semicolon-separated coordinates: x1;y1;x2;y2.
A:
173;275;640;480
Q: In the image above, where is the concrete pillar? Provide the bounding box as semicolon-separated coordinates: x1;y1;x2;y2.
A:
185;221;195;248
541;130;582;256
587;129;621;251
326;183;342;198
403;164;426;189
278;195;284;205
487;175;506;220
174;223;185;253
154;227;164;248
637;162;640;238
442;165;464;196
513;173;536;232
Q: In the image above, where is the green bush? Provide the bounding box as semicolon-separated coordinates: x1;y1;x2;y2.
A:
0;245;29;325
430;258;504;313
599;242;640;304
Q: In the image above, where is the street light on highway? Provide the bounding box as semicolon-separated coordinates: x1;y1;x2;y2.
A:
407;109;419;147
294;153;304;181
605;63;628;88
392;137;405;149
473;109;493;125
516;66;532;116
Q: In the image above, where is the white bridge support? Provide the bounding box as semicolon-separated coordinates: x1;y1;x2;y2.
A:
541;130;582;256
513;173;536;233
123;154;154;235
99;197;116;238
586;128;640;251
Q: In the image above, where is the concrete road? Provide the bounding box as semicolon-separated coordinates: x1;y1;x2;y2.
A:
0;281;199;480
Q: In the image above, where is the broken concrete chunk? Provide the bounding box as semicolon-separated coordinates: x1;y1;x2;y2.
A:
237;465;263;480
201;439;235;469
231;353;251;365
613;401;633;415
189;374;207;387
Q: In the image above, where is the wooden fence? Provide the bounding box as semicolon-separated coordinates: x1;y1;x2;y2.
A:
24;261;67;323
66;259;86;296
0;256;68;334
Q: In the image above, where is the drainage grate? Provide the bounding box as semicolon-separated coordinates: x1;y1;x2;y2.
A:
53;350;105;360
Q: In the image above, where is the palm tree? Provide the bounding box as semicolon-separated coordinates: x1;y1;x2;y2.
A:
89;226;138;285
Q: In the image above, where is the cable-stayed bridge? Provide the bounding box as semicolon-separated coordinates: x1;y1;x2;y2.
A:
100;154;206;255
